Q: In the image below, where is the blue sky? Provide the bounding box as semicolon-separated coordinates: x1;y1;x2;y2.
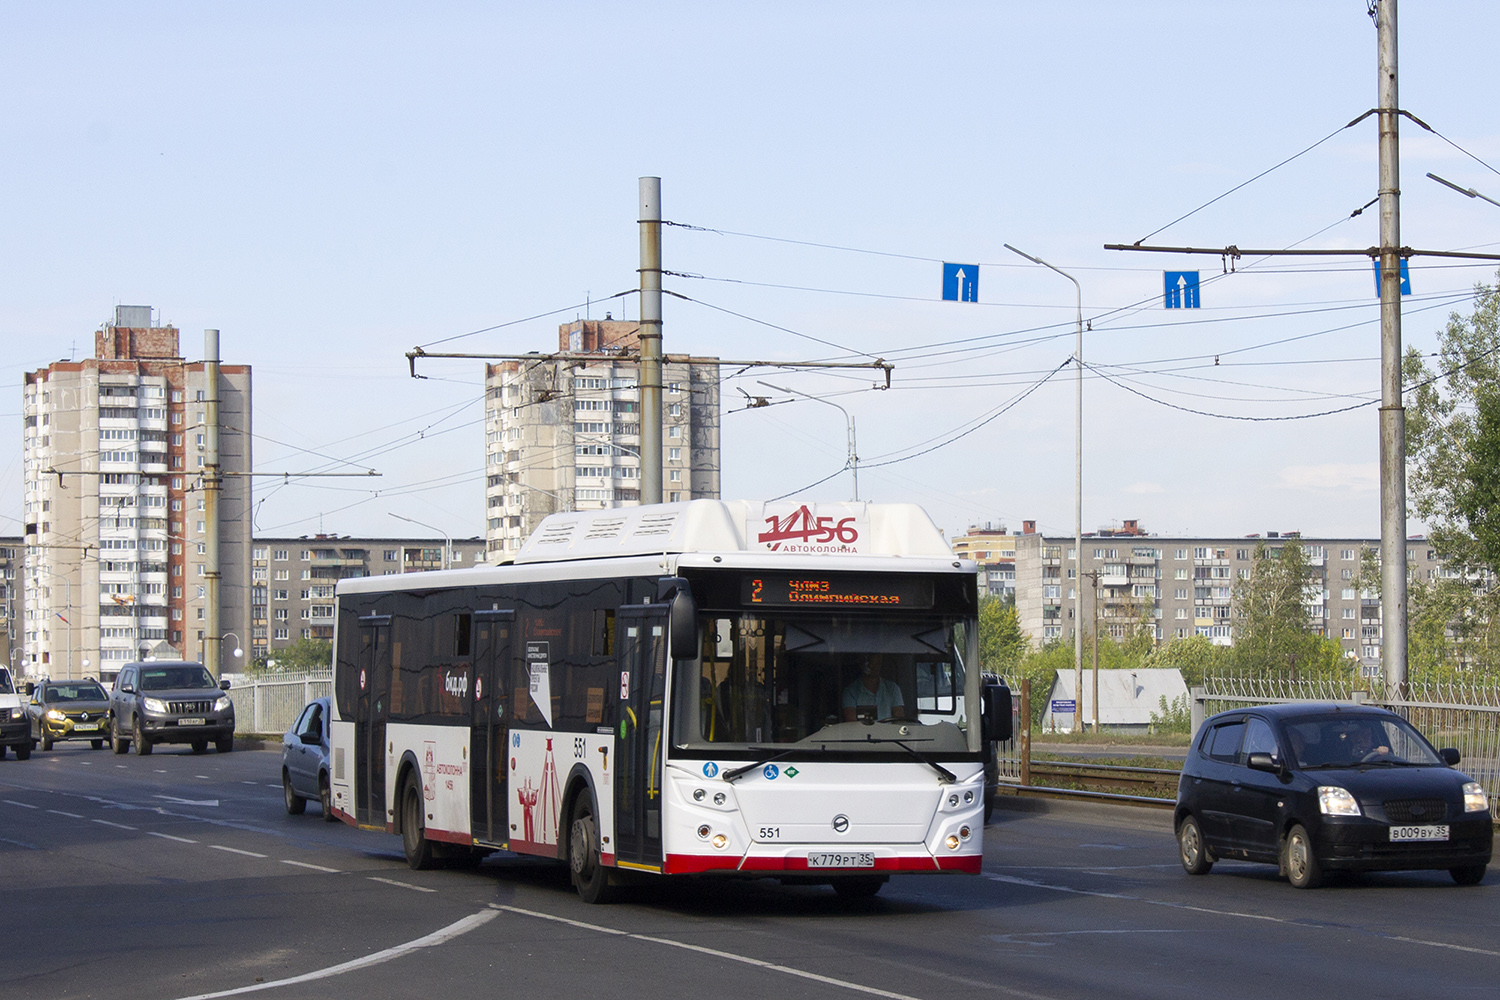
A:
2;2;1498;543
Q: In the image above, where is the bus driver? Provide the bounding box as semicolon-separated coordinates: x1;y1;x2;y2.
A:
842;658;905;722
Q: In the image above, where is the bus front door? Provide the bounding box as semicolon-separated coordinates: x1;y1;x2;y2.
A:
355;615;392;830
470;610;514;845
614;607;668;870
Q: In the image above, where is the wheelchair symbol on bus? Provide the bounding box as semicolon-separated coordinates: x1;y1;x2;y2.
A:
763;764;779;780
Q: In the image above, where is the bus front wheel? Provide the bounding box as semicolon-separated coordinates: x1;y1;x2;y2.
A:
401;776;435;870
568;795;615;904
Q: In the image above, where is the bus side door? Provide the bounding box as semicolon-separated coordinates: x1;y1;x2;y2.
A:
469;610;514;845
614;607;668;870
355;615;393;830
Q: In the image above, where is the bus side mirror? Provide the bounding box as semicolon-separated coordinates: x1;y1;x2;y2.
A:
659;577;698;661
981;680;1012;743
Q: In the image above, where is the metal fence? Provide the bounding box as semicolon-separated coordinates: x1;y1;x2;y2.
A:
1200;674;1500;803
224;670;332;735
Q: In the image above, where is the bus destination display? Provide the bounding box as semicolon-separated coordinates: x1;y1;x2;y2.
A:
742;574;933;609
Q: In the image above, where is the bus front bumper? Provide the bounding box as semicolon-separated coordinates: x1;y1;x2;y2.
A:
663;845;982;875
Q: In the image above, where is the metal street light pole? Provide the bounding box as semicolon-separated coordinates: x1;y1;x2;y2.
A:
219;631;244;670
1005;243;1084;733
759;381;859;500
391;513;451;570
1427;172;1500;211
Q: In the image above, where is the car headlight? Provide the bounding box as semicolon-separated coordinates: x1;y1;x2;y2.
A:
214;696;232;713
1462;781;1489;814
142;697;168;714
1317;786;1361;816
45;709;66;722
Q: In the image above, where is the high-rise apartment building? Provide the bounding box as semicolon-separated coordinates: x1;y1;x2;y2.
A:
248;535;487;662
483;319;721;558
0;540;23;673
949;522;1018;598
20;307;252;680
1011;522;1456;672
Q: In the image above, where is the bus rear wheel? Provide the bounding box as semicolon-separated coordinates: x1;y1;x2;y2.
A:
401;776;435;870
568;796;615;904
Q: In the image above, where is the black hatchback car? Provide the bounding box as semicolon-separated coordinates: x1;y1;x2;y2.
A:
1175;704;1492;888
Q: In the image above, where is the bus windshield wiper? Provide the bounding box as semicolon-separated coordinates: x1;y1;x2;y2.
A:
722;746;822;783
812;734;956;784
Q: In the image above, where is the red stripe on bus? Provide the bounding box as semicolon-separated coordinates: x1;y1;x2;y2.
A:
664;853;980;875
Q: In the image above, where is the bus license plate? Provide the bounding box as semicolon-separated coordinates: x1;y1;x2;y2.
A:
177;718;206;726
1390;824;1448;842
807;852;874;868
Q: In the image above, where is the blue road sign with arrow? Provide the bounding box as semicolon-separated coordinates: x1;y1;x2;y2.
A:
1372;259;1411;296
943;263;978;302
1164;271;1200;308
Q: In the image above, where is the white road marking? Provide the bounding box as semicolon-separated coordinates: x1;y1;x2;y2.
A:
171;908;498;1000
368;876;436;893
0;837;39;849
92;819;137;830
982;872;1500;958
117;765;128;769
281;859;341;873
154;769;166;773
264;784;281;789
210;845;268;859
493;904;928;1000
154;795;220;807
240;781;257;785
148;832;198;844
196;775;210;779
3;799;37;809
47;810;83;818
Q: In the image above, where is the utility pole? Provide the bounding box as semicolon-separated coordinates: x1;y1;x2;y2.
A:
639;177;663;505
1089;571;1100;732
1375;0;1408;696
203;329;222;681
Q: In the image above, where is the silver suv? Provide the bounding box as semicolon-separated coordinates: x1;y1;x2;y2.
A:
109;660;235;755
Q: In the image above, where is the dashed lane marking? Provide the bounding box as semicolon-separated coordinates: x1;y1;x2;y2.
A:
172;908;498;1000
148;832;198;844
210;845;268;859
281;859;342;873
982;872;1500;959
92;819;137;830
47;810;83;818
368;876;436;893
3;799;37;809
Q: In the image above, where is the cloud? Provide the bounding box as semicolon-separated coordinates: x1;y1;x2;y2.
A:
1123;481;1165;494
1278;463;1379;492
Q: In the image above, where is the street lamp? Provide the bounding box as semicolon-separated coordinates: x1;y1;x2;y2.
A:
1428;172;1500;210
391;513;451;571
1004;243;1085;735
759;381;859;501
220;631;244;662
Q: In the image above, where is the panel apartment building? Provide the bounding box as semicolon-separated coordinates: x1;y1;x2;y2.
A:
483;319;721;559
1013;522;1455;670
20;308;252;680
248;535;487;663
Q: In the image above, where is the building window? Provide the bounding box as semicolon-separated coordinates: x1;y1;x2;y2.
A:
384;550;397;560
274;628;289;640
1175;549;1187;560
669;403;681;416
669;491;682;502
668;447;681;462
274;549;288;561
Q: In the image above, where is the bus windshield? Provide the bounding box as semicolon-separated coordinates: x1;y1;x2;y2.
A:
673;613;972;753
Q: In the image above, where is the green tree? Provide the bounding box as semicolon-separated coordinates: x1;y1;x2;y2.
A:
261;638;333;672
1406;274;1500;575
1144;634;1230;688
977;595;1027;675
1230;538;1345;678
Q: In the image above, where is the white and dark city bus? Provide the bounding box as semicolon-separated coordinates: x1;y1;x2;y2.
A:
327;500;1010;901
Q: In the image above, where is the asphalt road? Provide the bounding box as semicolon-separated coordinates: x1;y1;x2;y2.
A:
3;743;1496;1000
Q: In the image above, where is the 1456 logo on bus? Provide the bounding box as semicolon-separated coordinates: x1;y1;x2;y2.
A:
755;503;866;553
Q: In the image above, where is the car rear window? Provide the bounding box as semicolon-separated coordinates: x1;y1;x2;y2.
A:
1207;721;1245;761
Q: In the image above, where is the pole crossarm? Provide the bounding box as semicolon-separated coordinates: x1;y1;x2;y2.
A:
407;348;894;384
1104;243;1500;262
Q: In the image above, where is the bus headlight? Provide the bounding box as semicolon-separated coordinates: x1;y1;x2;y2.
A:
711;834;728;850
944;835;960;851
693;788;705;802
713;792;726;805
948;794;959;807
963;791;974;804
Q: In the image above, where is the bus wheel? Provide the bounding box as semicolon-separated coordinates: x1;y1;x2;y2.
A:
401;776;435;870
568;795;615;904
